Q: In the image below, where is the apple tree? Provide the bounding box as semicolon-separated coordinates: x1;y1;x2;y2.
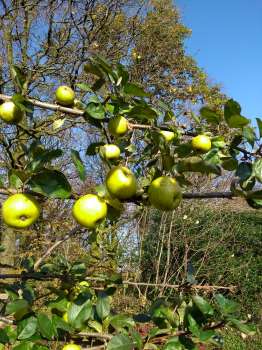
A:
0;55;260;350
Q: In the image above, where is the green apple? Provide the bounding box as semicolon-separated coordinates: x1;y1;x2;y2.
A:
72;194;107;229
62;312;68;323
108;116;128;137
0;101;23;124
100;144;121;160
148;176;182;211
106;166;137;199
62;344;81;350
159;130;176;142
2;194;41;229
191;135;211;153
55;85;75;106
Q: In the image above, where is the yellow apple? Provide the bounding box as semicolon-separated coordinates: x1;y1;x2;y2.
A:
55;85;75;106
62;344;81;350
0;101;23;124
191;135;211;153
2;194;41;229
106;166;137;199
108;116;128;137
148;176;182;211
72;194;107;229
100;144;121;160
159;130;176;142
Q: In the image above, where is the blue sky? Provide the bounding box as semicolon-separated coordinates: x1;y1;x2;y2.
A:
175;0;262;121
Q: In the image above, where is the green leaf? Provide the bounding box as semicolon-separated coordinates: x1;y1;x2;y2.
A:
52;314;72;333
11;65;27;92
243;126;256;146
13;342;34;350
188;314;200;337
27;149;62;172
68;299;92;329
236;162;252;182
28;170;71;198
71;150;86;181
211;136;226;148
37;313;54;340
76;83;93;92
33;345;49;350
84;62;104;78
85;102;105;119
88;320;103;333
128;105;157;120
246;190;262;208
163;337;183;350
192;295;214;316
228;318;256;335
200;107;220;124
214;294;239;315
252;159;262;183
86;142;104;155
177;157;221;175
5;299;29;315
107;334;133;350
17;316;37;340
96;293;110;320
123;83;149;97
221;158;238;171
8;169;25;189
0;245;5;252
48;297;69;313
224;99;241;120
110;314;135;331
130;330;143;350
256;118;262;138
92;78;105;91
12;94;33;113
227;115;249;128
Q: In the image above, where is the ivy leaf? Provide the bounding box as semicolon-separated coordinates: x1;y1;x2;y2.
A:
107;334;133;350
28;170;71;198
71;150;86;181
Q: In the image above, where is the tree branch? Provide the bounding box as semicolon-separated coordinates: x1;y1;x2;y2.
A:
33;225;81;270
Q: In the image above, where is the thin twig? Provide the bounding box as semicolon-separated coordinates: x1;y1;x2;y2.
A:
33;225;81;270
78;332;112;341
